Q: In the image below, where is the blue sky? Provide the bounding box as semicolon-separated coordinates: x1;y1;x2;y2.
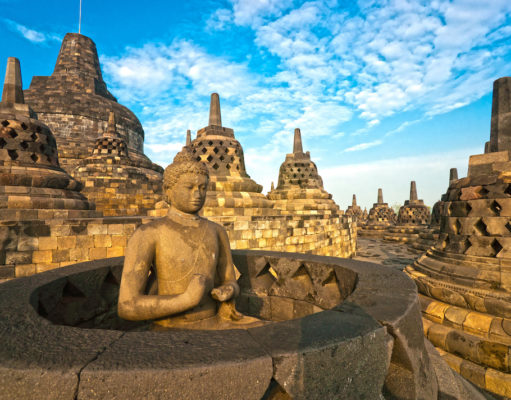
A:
1;0;511;210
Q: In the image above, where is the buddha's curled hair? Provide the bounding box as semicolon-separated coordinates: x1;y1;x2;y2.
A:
163;146;209;192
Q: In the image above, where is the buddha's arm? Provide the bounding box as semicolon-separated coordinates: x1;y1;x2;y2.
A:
212;227;240;301
118;227;207;321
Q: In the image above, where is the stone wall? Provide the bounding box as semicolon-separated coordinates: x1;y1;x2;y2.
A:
1;213;356;279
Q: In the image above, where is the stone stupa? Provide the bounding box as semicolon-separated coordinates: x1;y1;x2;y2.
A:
71;111;162;216
359;188;396;237
23;33;162;179
267;128;340;216
345;194;364;222
0;57;97;221
385;181;430;244
406;76;511;397
189;93;273;218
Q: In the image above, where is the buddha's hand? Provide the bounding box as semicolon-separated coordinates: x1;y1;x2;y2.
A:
185;274;208;306
211;284;235;302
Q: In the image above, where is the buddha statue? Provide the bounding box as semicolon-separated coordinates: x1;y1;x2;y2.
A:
118;146;260;330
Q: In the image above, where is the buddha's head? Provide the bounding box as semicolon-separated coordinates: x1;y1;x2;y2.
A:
163;147;209;214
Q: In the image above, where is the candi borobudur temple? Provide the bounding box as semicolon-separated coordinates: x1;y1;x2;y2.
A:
0;32;510;400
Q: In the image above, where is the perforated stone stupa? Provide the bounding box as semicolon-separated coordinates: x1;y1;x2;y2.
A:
0;57;97;221
359;188;396;237
407;75;511;398
267;128;340;216
345;194;364;222
385;181;430;244
71;111;162;216
23;33;161;178
190;93;273;217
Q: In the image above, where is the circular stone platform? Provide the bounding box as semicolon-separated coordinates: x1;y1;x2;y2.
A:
0;250;475;400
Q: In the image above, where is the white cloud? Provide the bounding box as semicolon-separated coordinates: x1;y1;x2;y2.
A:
206;8;233;31
344;139;383;152
3;19;60;43
230;0;294;27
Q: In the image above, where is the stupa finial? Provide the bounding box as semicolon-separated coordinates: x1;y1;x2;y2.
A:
186;129;191;146
1;57;24;104
377;188;383;203
352;194;357;206
410;181;418;201
293;128;303;154
209;93;222;126
449;168;458;183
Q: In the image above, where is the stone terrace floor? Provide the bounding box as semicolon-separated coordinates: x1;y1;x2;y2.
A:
354;237;422;270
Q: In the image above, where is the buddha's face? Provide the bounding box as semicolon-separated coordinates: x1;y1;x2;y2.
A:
167;172;208;214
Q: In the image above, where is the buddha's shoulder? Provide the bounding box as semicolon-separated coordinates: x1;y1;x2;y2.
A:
199;217;227;233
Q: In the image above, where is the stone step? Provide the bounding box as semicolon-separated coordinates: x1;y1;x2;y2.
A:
423;317;511;374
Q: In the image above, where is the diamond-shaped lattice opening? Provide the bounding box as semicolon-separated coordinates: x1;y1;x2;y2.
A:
219;141;223;146
35;125;42;133
197;141;203;146
491;239;503;257
474;218;489;236
62;281;86;299
465;202;472;216
230;156;235;162
30;153;38;162
1;120;9;127
212;163;219;170
463;238;472;253
490;200;502;216
208;140;213;146
219;155;224;161
0;138;6;148
8;129;17;138
454;219;462;234
256;262;278;281
224;148;229;153
20;122;27;130
297;168;301;172
20;141;28;150
207;155;213;162
505;184;511;196
236;165;240;170
213;147;219;154
192;148;197;154
30;132;38;141
292;264;314;288
293;174;297;178
506;221;511;233
7;149;18;160
201;147;207;154
195;156;201;162
226;164;231;169
478;186;490;197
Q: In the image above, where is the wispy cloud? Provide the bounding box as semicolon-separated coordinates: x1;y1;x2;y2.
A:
344;139;383;152
3;19;61;43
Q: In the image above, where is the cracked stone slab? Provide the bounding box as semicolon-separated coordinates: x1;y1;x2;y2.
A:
78;329;272;400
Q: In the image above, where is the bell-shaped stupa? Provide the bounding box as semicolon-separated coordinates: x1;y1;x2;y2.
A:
359;188;396;237
189;93;273;217
397;181;430;225
0;57;97;220
71;111;162;216
23;33;162;178
267;128;340;215
345;194;364;221
407;75;511;397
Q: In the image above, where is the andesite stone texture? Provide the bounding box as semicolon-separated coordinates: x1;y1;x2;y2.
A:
23;33;161;178
267;128;341;216
189;93;273;217
407;76;511;398
71;111;162;216
0;57;97;221
345;194;365;222
486;77;511;153
385;181;431;245
359;188;396;238
0;250;471;399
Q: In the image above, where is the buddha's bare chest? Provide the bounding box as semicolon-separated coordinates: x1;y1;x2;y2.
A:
153;221;219;294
